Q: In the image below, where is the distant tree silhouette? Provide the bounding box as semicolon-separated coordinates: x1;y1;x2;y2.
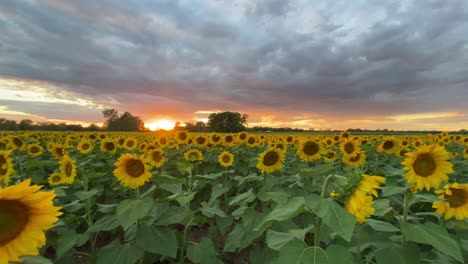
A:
18;119;34;130
102;109;144;131
207;111;248;133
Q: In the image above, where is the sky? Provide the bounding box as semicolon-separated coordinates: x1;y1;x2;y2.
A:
1;0;468;131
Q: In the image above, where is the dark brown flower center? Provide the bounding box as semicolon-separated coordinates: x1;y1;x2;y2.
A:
222;155;231;163
263;151;279;166
349;153;361;162
104;142;115;151
29;146;40;153
51;175;62;183
82;143;90;150
126;140;135;147
0;200;29;244
413;153;436;177
239;133;247;140
13;137;23;148
196;137;206;145
445;188;467;208
248;137;256;144
383;140;394;150
303;141;319;156
0;155;8;175
125;159;145;177
225;136;233;143
65;162;73;177
178;132;187;141
344;142;354;154
212;135;220;142
152;151;163;163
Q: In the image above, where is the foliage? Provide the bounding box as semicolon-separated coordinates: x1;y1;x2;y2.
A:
207;111;248;133
102;109;144;131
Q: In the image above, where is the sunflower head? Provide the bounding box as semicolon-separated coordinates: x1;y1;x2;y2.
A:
184;149;204;162
100;140;117;154
297;140;323;162
433;183;468;220
210;134;221;144
194;136;207;147
114;153;152;188
147;149;166;168
340;139;361;157
323;150;338;162
377;137;399;154
48;172;64;186
59;155;77;184
402;145;454;191
238;132;248;141
256;148;285;174
219;151;234;167
0;179;62;262
176;131;189;144
246;136;258;147
0;150;15;185
342;151;366;168
345;191;375;223
77;140;94;155
124;137;138;150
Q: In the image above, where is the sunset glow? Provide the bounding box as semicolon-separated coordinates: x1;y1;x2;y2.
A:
145;120;175;131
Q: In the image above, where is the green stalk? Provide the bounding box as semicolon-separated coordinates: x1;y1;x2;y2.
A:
314;174;334;247
402;191;409;244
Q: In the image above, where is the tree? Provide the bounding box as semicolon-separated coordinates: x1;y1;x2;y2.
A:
18;119;34;130
102;109;144;131
207;111;248;133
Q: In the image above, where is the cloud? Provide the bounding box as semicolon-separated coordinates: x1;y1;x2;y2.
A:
1;0;468;130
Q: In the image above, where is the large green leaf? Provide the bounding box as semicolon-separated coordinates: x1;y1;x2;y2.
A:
276;240;328;264
135;225;178;258
55;230;82;259
305;195;356;242
155;206;188;226
87;215;120;232
375;243;420;264
229;188;256;206
254;197;305;231
366;219;400;232
266;226;314;251
325;245;354;264
402;222;463;262
187;238;222;264
116;198;154;230
96;242;143;264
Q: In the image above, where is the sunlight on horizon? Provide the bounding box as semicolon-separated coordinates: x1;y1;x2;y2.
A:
145;119;175;131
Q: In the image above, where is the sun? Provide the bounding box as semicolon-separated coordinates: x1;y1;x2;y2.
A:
145;119;175;131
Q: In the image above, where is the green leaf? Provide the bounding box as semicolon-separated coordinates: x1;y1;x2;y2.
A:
116;198;154;230
187;238;222;264
88;215;120;232
373;199;392;216
21;256;53;264
305;195;356;242
266;226;314;251
56;230;79;259
155;206;188;226
276;240;328;264
258;191;290;204
254;197;305;231
382;186;407;197
375;243;420;264
96;242;143;264
325;245;354;264
75;189;99;201
250;247;278;264
135;225;178;258
200;201;227;218
97;203;117;214
402;222;463;262
229;188;256;206
366;219;400;232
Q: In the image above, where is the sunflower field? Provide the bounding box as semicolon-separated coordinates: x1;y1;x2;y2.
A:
1;131;468;264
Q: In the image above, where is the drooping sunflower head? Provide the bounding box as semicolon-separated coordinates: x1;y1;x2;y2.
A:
0;179;62;263
184;149;204;162
59;155;77;184
114;153;152;188
0;150;15;185
433;183;468;220
27;143;44;157
256;148;285;174
297;140;323;162
147;149;166;168
402;145;454;191
218;151;234;167
345;191;375;223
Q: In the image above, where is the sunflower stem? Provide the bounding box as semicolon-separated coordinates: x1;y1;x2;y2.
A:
402;191;410;244
314;173;335;247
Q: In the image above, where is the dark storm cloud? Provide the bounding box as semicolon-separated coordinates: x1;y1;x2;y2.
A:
1;0;468;125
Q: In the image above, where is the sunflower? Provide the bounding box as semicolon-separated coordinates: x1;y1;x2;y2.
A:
193;135;207;147
116;138;126;148
27;143;43;157
256;148;285;173
222;135;235;146
158;136;168;147
464;147;468;159
377;137;399;155
340;139;361;157
59;155;77;184
345;191;375;223
8;136;26;151
184;149;204;162
402;145;454;191
210;134;221;145
0;179;62;263
398;148;409;157
123;137;138;150
176;131;189;144
342;151;366;168
297;140;323;162
246;136;258;147
0;150;15;185
323;137;334;147
340;131;350;140
114;153;152;188
274;142;287;152
51;145;67;160
77;139;94;155
323;150;338;162
48;172;64;186
218;151;234;167
100;139;117;154
357;175;386;197
238;132;248;142
147;149;166;168
284;135;295;145
433;183;468;220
